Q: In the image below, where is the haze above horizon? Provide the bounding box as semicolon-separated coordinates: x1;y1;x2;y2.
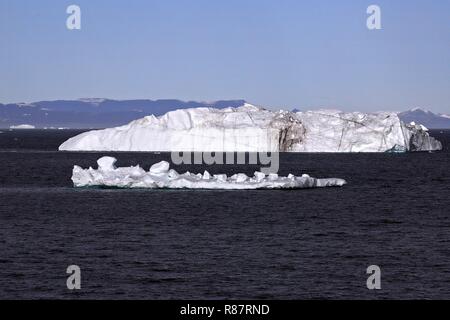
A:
1;0;449;113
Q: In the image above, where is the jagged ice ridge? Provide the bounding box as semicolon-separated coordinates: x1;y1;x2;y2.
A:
71;157;347;190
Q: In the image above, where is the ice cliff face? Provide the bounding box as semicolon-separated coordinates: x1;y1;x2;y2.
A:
59;103;442;153
295;110;441;152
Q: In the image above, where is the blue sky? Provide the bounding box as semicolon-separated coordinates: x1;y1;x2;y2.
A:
1;0;449;112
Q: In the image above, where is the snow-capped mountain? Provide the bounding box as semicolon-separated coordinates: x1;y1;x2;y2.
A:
59;104;442;153
398;108;450;129
0;99;246;129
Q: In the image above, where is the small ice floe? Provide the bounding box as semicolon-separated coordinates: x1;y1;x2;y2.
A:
9;124;36;129
71;157;347;190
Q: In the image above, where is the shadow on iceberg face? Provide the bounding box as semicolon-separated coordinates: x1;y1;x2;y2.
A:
406;123;442;151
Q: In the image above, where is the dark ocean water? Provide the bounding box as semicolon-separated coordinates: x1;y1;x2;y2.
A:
0;129;449;299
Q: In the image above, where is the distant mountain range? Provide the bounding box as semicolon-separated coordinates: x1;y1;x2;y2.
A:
398;108;450;129
1;99;449;129
0;99;246;129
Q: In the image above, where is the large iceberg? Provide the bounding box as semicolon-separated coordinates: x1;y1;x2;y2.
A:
59;103;442;153
72;156;347;190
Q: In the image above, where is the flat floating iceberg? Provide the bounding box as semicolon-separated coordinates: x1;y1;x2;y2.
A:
59;103;442;153
10;124;36;129
72;157;347;190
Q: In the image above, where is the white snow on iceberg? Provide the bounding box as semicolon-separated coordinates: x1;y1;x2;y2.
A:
59;103;442;153
72;157;347;190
